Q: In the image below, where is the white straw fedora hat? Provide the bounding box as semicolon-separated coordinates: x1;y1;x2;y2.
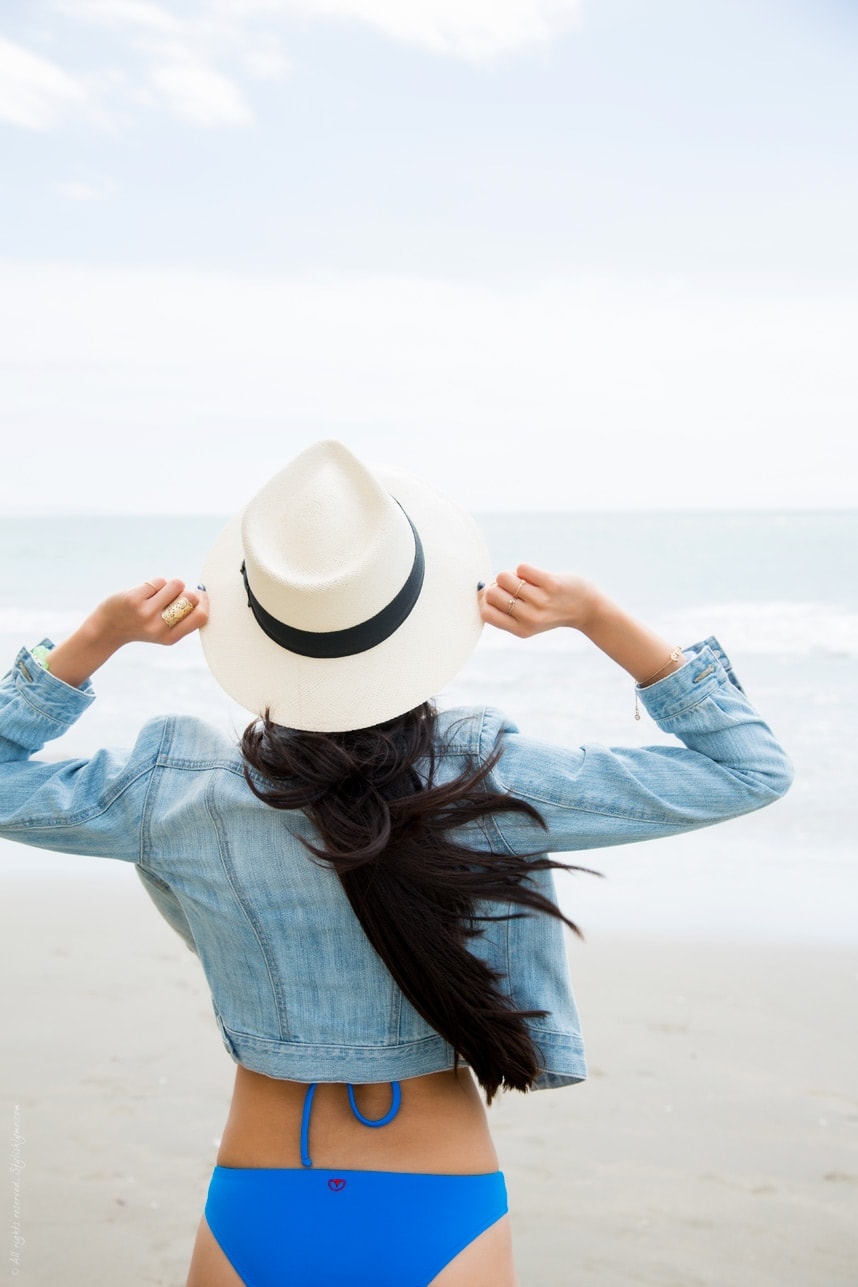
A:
199;439;491;731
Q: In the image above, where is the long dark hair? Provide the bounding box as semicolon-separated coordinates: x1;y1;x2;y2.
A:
241;702;589;1102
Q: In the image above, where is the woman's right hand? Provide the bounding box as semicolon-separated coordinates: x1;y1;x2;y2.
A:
480;563;687;688
479;564;601;638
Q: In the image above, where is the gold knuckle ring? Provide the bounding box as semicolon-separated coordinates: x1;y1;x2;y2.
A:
145;579;159;590
161;596;194;628
506;597;516;615
515;578;526;597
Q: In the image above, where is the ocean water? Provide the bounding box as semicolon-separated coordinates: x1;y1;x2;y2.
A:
1;510;855;944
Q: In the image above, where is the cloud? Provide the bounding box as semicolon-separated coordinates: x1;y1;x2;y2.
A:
284;0;582;60
241;37;292;80
60;0;184;34
44;0;291;128
0;35;88;130
56;178;115;200
149;58;252;124
2;0;579;135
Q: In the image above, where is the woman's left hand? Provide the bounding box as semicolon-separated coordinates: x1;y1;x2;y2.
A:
94;578;208;648
43;578;209;689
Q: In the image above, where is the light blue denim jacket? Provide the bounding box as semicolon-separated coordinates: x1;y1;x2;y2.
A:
0;638;792;1090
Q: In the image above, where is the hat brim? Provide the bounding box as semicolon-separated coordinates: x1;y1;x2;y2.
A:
199;466;491;731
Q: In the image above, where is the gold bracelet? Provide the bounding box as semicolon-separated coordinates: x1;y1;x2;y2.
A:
635;646;683;720
640;646;684;687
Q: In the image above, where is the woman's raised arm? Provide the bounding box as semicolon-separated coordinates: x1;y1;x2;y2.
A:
480;563;686;689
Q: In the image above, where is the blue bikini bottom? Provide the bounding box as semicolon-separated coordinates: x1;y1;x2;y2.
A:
205;1164;508;1286
204;1080;508;1285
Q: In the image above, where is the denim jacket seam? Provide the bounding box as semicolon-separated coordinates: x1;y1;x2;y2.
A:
489;760;689;830
204;779;287;1039
528;1022;585;1038
434;705;490;756
530;795;688;826
154;753;247;776
391;980;403;1040
482;811;520;857
646;679;732;724
135;862;173;893
641;691;709;722
218;1018;450;1053
9;645;94;713
638;641;743;720
435;732;481;758
139;718;173;866
0;760;157;831
475;705;496;760
503;902;513;985
9;680;82;730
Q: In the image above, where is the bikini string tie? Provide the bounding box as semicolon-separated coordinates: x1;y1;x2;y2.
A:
300;1081;402;1168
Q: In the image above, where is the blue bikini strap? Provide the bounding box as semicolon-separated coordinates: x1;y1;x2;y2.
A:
347;1080;402;1128
300;1081;402;1168
300;1082;318;1168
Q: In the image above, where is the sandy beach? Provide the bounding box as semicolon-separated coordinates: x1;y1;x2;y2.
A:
2;863;856;1287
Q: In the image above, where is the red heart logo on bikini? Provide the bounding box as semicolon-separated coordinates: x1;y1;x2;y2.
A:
328;1178;347;1192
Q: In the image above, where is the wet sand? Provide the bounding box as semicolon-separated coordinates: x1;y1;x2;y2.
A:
1;863;856;1286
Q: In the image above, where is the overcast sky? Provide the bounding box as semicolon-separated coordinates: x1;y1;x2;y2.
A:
2;0;857;513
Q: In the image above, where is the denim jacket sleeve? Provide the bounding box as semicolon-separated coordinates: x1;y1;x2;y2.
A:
0;637;793;866
0;643;163;861
480;637;793;856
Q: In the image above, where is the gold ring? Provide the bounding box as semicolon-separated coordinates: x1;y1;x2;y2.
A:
506;597;516;615
515;578;526;598
161;596;194;628
145;580;159;590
